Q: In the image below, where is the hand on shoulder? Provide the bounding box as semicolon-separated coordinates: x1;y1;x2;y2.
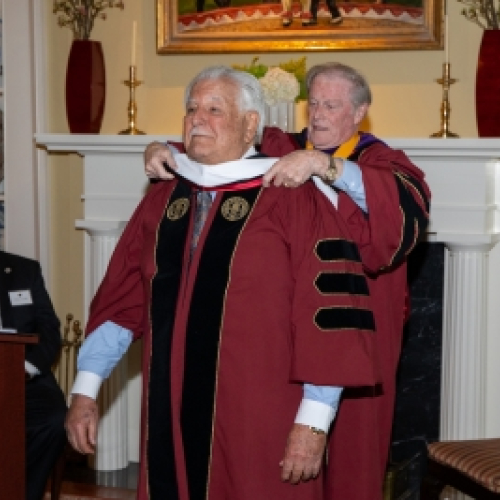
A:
144;141;178;180
262;150;334;188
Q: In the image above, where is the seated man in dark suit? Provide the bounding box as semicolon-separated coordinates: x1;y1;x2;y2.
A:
0;250;67;500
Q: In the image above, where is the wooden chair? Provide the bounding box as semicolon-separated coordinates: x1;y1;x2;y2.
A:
421;438;500;499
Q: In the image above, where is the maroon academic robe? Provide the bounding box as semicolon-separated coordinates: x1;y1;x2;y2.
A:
86;168;381;500
261;128;431;500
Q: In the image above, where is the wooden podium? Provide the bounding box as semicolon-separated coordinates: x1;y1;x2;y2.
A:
0;333;38;499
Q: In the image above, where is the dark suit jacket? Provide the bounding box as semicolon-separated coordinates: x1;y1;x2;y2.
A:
0;251;61;373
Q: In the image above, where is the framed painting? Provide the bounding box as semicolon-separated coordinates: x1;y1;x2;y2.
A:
157;0;443;53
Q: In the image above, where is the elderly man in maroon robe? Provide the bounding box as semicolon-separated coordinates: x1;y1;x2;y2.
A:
142;62;431;500
65;65;387;500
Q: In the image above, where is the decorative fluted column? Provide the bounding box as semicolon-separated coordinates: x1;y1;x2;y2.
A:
76;220;129;471
441;243;490;440
440;244;491;500
264;101;295;132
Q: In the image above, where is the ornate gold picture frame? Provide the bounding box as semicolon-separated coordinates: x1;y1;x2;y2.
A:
157;0;443;53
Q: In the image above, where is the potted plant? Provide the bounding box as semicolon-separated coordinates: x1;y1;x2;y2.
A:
458;0;499;28
53;1;125;133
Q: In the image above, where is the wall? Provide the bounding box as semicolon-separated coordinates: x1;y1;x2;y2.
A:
44;1;482;323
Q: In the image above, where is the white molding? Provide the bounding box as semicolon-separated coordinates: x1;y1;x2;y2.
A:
32;0;50;280
35;134;500;157
35;135;500;244
35;133;177;154
387;138;500;158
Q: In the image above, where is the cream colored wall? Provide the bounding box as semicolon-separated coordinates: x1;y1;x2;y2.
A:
44;0;482;323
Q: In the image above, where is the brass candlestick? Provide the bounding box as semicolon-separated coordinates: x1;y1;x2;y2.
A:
430;63;459;138
119;65;145;135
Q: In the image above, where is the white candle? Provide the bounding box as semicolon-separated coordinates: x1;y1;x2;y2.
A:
131;21;137;67
444;2;449;62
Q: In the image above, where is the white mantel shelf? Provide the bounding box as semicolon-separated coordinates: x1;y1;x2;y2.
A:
35;134;174;154
389;138;500;158
35;133;500;156
35;133;500;472
36;134;500;245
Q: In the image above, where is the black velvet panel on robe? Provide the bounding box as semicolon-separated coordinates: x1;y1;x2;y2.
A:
148;182;193;500
180;187;261;500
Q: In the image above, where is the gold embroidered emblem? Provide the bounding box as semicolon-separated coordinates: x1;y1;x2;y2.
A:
221;197;250;221
166;198;190;220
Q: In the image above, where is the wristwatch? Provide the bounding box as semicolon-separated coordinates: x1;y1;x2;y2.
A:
323;155;339;184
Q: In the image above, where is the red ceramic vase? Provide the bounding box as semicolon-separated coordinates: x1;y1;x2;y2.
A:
476;30;500;137
65;40;106;134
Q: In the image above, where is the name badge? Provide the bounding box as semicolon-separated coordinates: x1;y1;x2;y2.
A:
9;290;33;306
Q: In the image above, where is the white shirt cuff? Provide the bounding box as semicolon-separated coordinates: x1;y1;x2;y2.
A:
70;370;103;401
294;398;337;433
24;360;40;377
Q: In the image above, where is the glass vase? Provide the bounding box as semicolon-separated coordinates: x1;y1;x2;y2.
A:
264;101;295;132
476;30;500;137
65;40;106;134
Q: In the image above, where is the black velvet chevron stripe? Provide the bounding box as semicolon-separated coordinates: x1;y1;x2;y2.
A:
315;307;376;331
315;239;361;262
181;187;261;500
392;173;429;266
398;172;430;214
148;182;192;500
315;272;369;295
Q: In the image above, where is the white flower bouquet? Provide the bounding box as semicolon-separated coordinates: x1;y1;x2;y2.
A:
233;57;307;105
259;67;300;106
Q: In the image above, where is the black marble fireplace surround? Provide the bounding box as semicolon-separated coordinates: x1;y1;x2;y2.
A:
387;242;445;495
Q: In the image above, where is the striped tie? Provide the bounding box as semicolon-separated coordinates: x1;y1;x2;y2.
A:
191;190;212;255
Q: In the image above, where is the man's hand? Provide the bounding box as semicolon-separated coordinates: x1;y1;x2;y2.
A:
144;141;178;180
65;394;99;455
263;150;338;188
280;423;327;484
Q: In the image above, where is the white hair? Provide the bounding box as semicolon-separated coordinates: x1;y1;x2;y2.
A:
184;65;266;136
306;62;372;108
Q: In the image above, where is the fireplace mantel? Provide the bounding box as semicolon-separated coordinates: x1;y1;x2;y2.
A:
35;134;500;470
36;134;500;245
